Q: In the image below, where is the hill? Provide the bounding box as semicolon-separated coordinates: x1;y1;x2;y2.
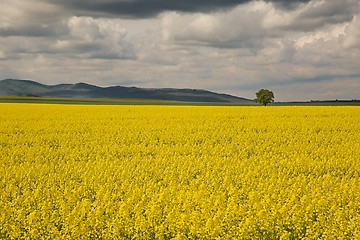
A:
0;79;252;103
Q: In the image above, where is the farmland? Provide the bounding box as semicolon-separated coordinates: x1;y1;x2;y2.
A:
0;104;359;239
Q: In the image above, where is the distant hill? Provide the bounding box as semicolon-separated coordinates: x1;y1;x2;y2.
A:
0;79;252;103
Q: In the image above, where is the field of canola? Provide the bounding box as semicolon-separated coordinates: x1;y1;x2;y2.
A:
0;103;359;239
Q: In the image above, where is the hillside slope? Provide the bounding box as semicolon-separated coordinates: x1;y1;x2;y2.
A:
0;79;252;103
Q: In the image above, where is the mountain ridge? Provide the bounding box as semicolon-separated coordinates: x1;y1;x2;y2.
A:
0;79;252;103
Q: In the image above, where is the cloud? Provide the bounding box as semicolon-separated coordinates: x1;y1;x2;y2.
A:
54;17;136;59
0;0;359;101
159;0;358;49
0;0;68;37
342;16;360;49
160;2;274;49
45;0;310;18
263;0;356;31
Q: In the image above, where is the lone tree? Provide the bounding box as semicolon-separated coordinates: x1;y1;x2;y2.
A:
256;89;274;106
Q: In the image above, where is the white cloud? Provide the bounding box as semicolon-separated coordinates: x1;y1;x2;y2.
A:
342;16;360;49
159;0;358;49
294;23;347;48
68;17;127;42
160;2;273;48
54;17;135;59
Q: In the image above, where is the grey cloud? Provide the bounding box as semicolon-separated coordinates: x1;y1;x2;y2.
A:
270;73;360;87
90;51;136;60
0;1;69;38
0;18;136;61
271;0;357;32
299;1;350;19
0;25;68;38
1;0;359;101
47;0;310;18
52;17;137;60
295;1;354;31
270;0;309;10
160;0;358;49
160;4;272;50
342;16;360;49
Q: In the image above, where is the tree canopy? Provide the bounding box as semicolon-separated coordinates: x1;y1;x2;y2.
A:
256;89;274;106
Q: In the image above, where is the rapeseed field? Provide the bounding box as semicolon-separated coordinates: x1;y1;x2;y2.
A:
0;104;359;239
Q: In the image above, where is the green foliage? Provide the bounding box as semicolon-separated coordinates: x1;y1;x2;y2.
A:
256;89;274;106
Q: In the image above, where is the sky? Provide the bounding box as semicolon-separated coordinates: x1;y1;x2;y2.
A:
0;0;359;101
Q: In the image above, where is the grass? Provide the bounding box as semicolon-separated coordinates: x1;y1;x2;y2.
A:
273;100;360;106
0;96;359;106
0;96;257;106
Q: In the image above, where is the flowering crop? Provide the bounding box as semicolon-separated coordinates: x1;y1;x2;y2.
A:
0;104;359;239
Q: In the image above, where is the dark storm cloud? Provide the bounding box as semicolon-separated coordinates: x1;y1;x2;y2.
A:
269;0;310;9
49;0;310;18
